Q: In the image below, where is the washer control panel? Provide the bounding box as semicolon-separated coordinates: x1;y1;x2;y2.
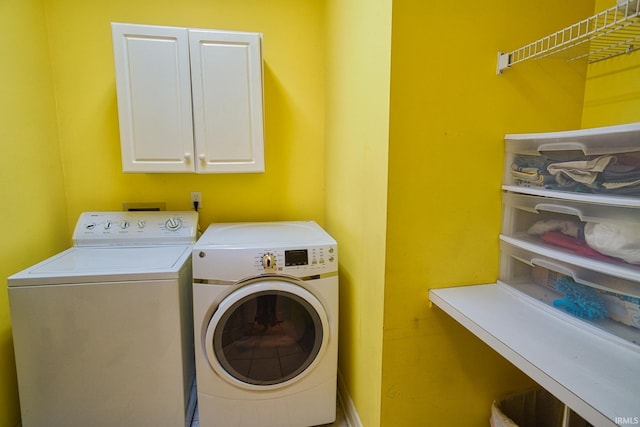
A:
73;211;198;246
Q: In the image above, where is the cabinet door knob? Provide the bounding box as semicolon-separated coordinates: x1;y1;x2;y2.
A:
199;154;206;162
184;152;191;160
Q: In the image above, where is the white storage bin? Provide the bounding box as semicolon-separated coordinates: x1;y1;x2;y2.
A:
501;192;640;266
503;123;640;204
499;240;640;347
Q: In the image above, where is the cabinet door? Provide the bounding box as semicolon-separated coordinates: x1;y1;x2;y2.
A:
189;30;265;173
112;23;195;173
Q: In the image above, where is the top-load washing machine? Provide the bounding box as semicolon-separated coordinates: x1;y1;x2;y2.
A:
192;221;338;427
8;211;199;427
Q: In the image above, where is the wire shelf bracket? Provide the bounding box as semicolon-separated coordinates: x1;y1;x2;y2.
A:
497;0;640;75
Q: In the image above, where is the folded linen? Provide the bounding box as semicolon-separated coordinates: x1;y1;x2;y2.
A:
528;219;582;238
547;155;616;186
541;231;618;262
584;222;640;264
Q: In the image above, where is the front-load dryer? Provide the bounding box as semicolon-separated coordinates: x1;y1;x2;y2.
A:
8;211;199;427
192;221;338;427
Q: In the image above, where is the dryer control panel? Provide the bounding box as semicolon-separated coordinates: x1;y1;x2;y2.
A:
194;244;338;282
258;247;336;272
73;211;199;246
192;221;338;282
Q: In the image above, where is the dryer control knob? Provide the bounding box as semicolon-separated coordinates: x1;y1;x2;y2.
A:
262;253;276;270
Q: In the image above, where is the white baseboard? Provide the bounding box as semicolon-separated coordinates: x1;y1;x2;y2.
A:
337;370;362;427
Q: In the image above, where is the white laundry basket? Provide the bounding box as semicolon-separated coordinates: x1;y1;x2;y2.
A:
490;388;594;427
490;388;565;427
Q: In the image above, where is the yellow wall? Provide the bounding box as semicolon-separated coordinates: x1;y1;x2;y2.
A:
324;0;392;426
0;1;69;425
45;0;326;232
383;0;594;425
583;0;640;127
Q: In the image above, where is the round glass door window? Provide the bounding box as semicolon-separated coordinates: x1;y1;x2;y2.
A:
212;289;324;386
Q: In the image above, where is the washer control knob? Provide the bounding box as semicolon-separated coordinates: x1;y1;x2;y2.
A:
121;221;130;230
165;217;182;231
137;220;146;229
104;221;113;230
262;253;276;270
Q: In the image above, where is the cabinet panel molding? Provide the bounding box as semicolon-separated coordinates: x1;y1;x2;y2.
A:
112;23;195;172
190;30;264;173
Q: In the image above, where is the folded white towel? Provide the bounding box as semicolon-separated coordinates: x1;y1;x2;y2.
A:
547;155;616;185
585;222;640;264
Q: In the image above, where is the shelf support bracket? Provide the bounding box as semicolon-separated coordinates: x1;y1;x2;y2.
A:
497;52;511;75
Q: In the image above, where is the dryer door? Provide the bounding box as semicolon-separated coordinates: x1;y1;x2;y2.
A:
205;279;329;389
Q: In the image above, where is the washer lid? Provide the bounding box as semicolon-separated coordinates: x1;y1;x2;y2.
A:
195;221;336;249
8;245;191;286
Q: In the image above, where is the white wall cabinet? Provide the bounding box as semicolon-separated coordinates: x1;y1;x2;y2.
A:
111;23;264;173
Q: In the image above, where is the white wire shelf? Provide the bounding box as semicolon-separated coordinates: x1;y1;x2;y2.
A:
497;0;640;74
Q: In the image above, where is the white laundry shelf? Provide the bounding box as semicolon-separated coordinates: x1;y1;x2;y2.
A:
430;283;640;427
